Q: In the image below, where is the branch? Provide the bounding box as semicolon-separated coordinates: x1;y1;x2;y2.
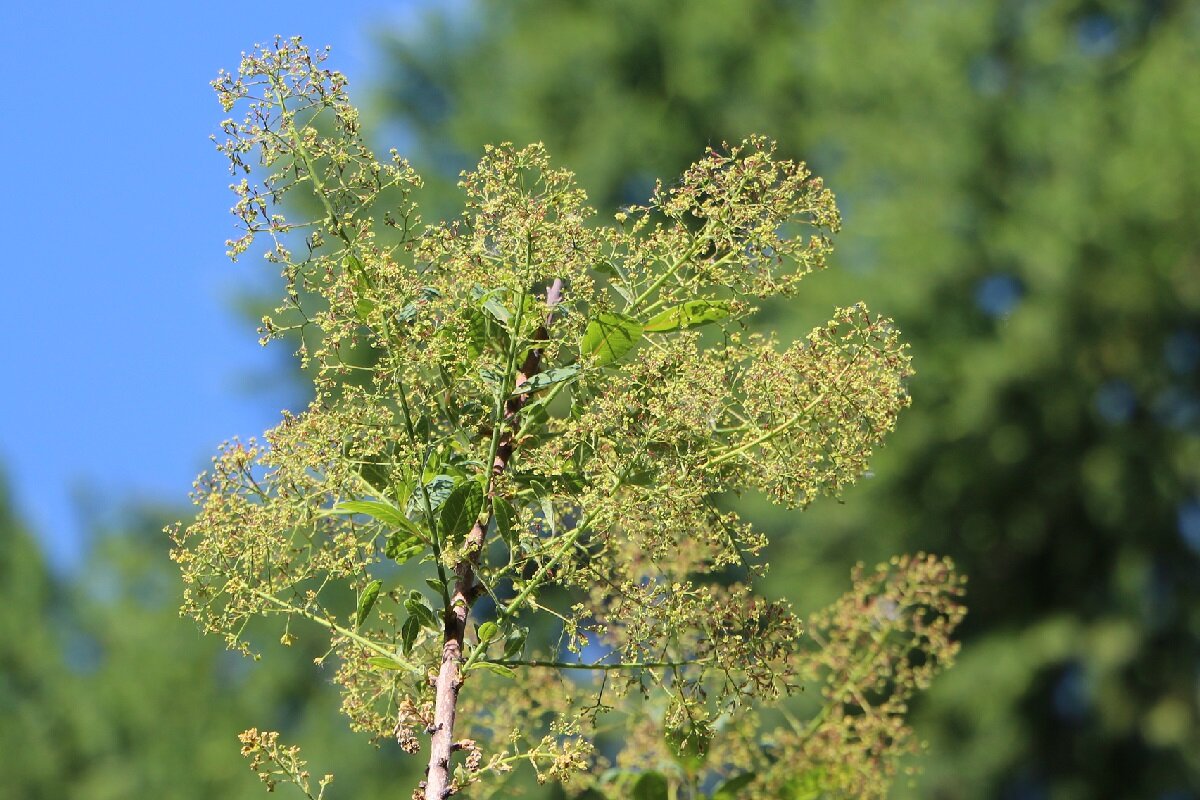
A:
482;657;710;671
424;277;563;800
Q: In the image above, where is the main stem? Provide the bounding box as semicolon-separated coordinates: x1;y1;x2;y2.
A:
423;279;562;800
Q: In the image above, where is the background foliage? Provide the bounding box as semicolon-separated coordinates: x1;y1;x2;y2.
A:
370;2;1200;796
3;1;1198;798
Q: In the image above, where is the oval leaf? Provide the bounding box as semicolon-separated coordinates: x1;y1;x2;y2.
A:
440;480;485;542
385;532;425;564
401;616;421;656
582;312;643;366
482;297;512;324
712;772;756;799
665;722;711;771
643;300;733;333
502;627;528;660
355;579;382;628
329;500;426;539
408;475;457;517
477;621;499;643
469;661;515;678
404;591;439;631
631;771;669;800
512;364;582;396
366;655;409;671
493;499;518;548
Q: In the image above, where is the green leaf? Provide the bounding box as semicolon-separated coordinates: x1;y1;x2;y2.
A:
512;364;581;396
712;772;756;799
355;459;393;496
477;621;499;643
465;308;488;358
469;661;515;678
643;300;733;333
408;475;457;517
502;627;527;660
354;297;376;322
328;500;411;531
572;791;607;800
665;721;711;771
425;577;446;595
366;655;408;671
541;496;557;535
401;616;421;656
581;312;643;365
440;480;485;542
784;767;828;800
482;297;511;324
397;286;442;323
385;531;425;564
404;591;439;631
630;771;669;800
355;579;382;628
493;499;518;548
479;367;505;391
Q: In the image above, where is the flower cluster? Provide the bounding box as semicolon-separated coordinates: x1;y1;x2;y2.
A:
172;38;962;800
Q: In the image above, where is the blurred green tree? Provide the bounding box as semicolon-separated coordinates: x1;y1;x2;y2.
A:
369;1;1200;796
0;477;427;799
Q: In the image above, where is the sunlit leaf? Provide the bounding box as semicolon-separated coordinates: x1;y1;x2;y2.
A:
643;299;733;332
482;297;511;324
469;661;515;678
367;655;409;671
581;312;643;365
477;621;499;643
512;364;581;396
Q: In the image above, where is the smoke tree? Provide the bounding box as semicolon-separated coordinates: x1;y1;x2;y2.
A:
171;38;965;800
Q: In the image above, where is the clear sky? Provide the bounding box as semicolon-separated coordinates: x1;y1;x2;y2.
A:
1;1;434;570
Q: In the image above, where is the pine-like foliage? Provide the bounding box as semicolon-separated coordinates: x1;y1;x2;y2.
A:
170;38;964;800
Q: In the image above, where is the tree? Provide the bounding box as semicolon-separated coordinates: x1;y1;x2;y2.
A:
369;1;1200;796
171;39;963;799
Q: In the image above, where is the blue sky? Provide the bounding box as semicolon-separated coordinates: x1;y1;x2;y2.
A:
1;1;435;570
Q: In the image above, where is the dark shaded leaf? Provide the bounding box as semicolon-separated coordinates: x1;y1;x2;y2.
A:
440;480;485;541
355;579;382;628
401;616;421;656
665;721;711;771
631;771;669;800
404;591;439;630
502;627;527;660
385;532;425;564
397;286;442;323
712;772;756;799
493;499;518;548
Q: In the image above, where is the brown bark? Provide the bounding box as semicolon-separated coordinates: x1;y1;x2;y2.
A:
422;280;562;800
